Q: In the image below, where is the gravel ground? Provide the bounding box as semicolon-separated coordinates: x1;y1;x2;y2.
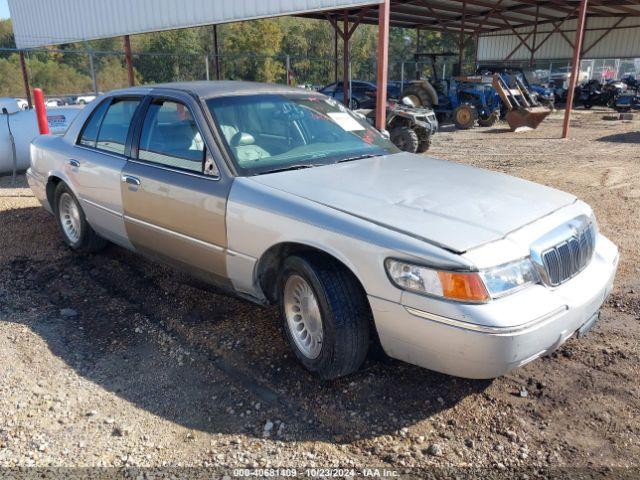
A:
0;109;639;477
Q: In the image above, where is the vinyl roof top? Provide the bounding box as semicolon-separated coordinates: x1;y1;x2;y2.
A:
113;81;313;98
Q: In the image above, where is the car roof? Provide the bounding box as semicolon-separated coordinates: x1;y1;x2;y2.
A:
108;80;313;99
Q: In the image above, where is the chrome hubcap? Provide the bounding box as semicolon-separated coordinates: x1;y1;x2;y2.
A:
59;192;81;243
284;275;323;359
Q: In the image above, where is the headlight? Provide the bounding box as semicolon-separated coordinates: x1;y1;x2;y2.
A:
385;257;540;303
479;258;539;298
385;259;489;303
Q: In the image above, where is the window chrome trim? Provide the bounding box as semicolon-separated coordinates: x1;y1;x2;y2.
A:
124;215;224;252
404;305;568;335
127;159;220;181
138;94;223;180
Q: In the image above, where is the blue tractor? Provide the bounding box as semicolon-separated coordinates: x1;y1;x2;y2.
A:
401;52;502;129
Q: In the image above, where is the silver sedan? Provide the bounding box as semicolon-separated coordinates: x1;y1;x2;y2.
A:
27;81;619;379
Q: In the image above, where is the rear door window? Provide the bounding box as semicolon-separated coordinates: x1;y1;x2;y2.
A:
78;100;110;148
95;99;141;155
137;100;205;173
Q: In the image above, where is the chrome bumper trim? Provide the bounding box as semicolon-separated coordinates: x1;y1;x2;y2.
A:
404;305;569;335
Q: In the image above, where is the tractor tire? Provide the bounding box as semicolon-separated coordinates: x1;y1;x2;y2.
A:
390;127;419;153
453;104;477;130
401;84;435;108
478;111;499;127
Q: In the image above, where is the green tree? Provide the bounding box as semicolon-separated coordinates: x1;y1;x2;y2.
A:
0;19;15;48
134;29;204;83
219;20;285;82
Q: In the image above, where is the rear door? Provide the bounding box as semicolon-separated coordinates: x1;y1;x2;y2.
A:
72;95;143;248
120;90;231;284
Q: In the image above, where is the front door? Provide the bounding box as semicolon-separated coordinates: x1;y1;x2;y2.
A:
120;93;230;284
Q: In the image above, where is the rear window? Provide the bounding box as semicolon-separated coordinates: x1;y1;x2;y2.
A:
92;99;140;155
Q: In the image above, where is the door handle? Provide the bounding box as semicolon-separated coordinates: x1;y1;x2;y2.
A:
121;175;141;186
68;159;80;168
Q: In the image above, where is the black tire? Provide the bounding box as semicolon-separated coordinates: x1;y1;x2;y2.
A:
54;182;107;253
416;136;432;153
390;126;419;153
401;84;434;108
453;104;477;130
278;254;371;380
583;102;592;110
349;98;360;110
478;111;499;127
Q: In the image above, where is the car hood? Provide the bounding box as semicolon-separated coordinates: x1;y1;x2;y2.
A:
250;152;576;253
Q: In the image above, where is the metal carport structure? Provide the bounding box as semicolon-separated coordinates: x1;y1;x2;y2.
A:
312;0;640;138
8;0;640;136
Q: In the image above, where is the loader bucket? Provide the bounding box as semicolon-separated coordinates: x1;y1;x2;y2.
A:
505;106;550;131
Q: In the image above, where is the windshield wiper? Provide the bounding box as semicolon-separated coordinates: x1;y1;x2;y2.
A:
257;164;324;175
336;153;381;164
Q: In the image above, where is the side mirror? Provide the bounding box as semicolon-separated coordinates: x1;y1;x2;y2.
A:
203;151;220;177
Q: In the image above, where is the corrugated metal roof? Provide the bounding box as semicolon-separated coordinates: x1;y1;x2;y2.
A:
478;16;640;61
9;0;382;49
306;1;640;34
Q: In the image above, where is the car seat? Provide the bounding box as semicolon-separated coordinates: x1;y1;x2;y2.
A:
230;132;270;163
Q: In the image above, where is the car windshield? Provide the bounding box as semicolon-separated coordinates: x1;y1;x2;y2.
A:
206;93;399;175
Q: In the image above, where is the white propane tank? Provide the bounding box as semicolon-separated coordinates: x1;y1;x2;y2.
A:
0;98;82;174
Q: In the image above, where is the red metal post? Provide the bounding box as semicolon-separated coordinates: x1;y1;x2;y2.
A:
33;88;49;135
375;0;390;131
18;51;32;108
562;0;589;139
123;35;135;87
530;4;540;67
343;10;350;107
458;1;466;74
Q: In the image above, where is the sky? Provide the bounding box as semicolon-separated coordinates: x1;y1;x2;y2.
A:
0;0;9;19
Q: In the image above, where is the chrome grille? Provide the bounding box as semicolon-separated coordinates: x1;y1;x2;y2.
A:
540;223;596;286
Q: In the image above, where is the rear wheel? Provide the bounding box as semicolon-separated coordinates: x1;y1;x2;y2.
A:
54;182;107;253
401;84;434;108
390;126;419;153
279;254;371;380
453;104;477;130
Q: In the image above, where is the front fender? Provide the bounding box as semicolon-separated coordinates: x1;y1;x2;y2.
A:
224;178;473;302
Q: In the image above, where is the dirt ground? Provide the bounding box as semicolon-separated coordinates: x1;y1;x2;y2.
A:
0;108;639;476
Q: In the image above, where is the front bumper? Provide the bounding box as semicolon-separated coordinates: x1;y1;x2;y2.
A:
370;234;619;379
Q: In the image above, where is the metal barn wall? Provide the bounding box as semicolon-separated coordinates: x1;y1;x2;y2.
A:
478;17;640;61
9;0;381;49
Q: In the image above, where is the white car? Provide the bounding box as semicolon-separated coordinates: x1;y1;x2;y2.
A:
45;98;64;108
26;81;619;380
76;94;97;105
14;98;29;110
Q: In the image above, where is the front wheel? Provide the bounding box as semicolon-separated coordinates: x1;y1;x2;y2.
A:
390;126;419;153
279;254;371;380
453;104;477;130
54;182;107;253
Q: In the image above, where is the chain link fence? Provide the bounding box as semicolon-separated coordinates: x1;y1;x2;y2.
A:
3;46;640;104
